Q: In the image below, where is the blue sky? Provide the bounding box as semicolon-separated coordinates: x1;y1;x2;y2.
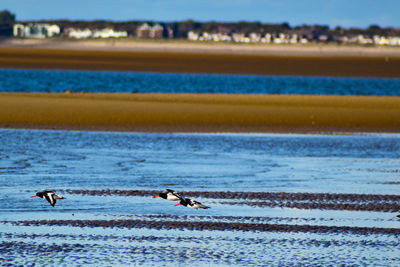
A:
2;0;400;29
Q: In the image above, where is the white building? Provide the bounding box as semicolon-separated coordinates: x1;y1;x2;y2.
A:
263;33;272;43
93;28;128;38
13;24;24;37
67;28;127;39
187;31;199;41
232;33;245;43
249;33;261;42
13;23;60;38
68;28;93;39
46;24;61;37
388;37;400;46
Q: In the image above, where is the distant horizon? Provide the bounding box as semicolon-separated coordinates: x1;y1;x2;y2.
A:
2;0;400;29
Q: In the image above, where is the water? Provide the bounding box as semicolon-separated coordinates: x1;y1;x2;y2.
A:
0;129;399;265
1;68;400;95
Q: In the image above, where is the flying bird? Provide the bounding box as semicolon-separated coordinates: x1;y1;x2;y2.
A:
30;190;65;207
153;189;182;201
174;197;210;209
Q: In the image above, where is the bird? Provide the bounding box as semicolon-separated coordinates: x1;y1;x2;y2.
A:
174;197;210;209
153;189;182;201
30;190;65;207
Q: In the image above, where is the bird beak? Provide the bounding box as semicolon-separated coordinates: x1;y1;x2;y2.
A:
174;203;181;206
153;195;159;198
30;194;37;198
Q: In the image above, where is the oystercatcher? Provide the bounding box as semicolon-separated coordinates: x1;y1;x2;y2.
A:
153;189;182;201
30;190;65;207
174;197;210;209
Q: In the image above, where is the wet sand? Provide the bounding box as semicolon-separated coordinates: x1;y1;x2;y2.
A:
1;130;399;266
6;219;400;235
1;92;400;133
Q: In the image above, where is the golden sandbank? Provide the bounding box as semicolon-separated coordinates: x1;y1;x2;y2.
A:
1;92;400;133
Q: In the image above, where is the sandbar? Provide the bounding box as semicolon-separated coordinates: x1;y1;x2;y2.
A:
1;92;400;133
0;43;400;77
1;41;400;134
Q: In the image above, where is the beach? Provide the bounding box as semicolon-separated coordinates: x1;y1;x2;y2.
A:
1;92;400;133
0;39;400;133
1;40;400;266
0;39;400;78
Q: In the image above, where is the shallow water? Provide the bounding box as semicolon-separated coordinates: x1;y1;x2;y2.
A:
0;129;399;265
1;68;400;95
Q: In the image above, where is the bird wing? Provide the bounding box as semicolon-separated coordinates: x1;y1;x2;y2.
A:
45;192;56;207
193;200;209;209
172;191;182;199
54;194;64;199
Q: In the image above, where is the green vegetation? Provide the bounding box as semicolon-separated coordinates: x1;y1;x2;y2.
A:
0;10;16;36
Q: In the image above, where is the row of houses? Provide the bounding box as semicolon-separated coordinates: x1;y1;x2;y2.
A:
11;23;400;46
13;23;61;38
13;23;172;39
188;31;309;44
13;23;129;39
187;30;400;46
136;23;174;38
65;28;128;39
340;35;400;46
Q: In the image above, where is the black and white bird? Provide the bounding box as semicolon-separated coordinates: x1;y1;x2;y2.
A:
174;197;210;209
30;190;65;207
153;189;182;201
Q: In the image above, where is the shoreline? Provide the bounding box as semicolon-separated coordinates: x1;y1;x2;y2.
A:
1;92;400;134
3;38;400;57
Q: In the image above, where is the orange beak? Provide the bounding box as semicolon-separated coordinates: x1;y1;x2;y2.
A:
153;195;159;198
30;194;37;198
174;203;181;206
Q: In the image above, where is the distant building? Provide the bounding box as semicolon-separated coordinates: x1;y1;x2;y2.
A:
137;23;169;38
93;28;128;38
232;33;245;43
249;33;261;42
137;23;150;38
67;28;93;39
66;28;127;39
13;24;24;37
13;23;60;38
149;24;163;38
46;24;61;37
263;33;272;43
187;31;199;41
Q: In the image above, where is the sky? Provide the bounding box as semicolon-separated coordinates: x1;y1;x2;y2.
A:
2;0;400;29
